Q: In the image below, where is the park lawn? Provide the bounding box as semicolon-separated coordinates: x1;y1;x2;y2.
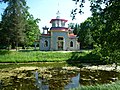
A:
0;50;101;63
0;50;71;63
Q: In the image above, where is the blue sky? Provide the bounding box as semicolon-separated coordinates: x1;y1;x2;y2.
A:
0;0;91;33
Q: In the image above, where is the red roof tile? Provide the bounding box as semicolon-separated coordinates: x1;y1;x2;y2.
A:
69;34;77;38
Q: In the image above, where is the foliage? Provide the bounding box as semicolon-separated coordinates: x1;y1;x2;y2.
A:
25;14;40;47
73;24;79;35
72;0;120;65
68;23;75;29
78;18;94;49
68;21;94;49
0;0;28;49
91;0;120;65
0;0;40;49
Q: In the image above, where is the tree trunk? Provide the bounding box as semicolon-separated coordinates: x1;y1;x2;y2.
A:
12;42;15;49
115;62;117;70
16;42;18;51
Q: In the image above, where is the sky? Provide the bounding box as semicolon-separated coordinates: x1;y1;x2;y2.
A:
0;0;91;33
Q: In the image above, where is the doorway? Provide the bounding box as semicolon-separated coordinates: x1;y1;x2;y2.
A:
58;37;64;50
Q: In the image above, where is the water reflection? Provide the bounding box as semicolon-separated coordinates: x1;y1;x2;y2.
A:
35;71;49;90
65;73;80;90
0;67;120;90
35;71;42;89
34;71;80;90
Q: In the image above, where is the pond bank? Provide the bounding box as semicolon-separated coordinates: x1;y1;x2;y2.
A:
0;63;120;80
0;63;120;90
82;64;120;72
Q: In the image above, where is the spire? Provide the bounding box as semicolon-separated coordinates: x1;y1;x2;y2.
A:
56;10;60;19
56;0;60;19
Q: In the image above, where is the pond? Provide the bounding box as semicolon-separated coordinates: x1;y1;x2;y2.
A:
0;63;120;90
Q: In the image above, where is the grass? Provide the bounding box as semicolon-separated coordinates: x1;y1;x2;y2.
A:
72;81;120;90
0;50;71;63
0;50;101;64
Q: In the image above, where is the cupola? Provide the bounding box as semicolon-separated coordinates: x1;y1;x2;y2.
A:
50;10;68;28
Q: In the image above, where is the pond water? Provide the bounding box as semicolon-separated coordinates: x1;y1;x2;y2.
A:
0;64;120;90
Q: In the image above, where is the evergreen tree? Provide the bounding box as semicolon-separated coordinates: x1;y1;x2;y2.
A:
1;0;28;50
73;24;79;35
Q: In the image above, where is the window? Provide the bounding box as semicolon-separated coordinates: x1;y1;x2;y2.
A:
70;41;73;47
52;21;56;27
61;21;65;27
44;40;48;47
57;20;60;27
58;37;63;40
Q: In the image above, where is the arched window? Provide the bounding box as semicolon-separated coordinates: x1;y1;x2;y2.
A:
44;40;48;47
70;41;73;47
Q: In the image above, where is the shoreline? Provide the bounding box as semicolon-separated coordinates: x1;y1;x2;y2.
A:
0;62;120;72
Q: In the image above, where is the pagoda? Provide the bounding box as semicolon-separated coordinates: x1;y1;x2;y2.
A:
39;11;80;51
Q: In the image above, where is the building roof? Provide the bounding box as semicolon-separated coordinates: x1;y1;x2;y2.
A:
69;34;77;38
50;27;68;31
50;19;68;23
41;34;51;36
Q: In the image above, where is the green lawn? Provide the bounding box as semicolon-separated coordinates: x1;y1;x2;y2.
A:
0;50;101;63
0;50;71;63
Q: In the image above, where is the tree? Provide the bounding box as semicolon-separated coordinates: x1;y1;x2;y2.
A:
78;18;94;49
1;0;28;50
68;23;79;36
72;0;120;67
84;29;93;49
68;23;75;29
25;14;40;47
0;21;8;49
1;0;40;50
73;24;79;35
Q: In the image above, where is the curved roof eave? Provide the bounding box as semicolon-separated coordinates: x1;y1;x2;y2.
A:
50;19;68;23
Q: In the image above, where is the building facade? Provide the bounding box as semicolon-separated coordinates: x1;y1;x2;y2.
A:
40;11;80;51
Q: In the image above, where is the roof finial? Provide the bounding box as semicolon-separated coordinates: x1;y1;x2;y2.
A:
56;0;60;19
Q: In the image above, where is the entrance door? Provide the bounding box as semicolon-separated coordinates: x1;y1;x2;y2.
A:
58;37;64;50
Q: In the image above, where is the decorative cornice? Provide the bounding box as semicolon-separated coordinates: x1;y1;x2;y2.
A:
50;19;68;23
50;27;68;30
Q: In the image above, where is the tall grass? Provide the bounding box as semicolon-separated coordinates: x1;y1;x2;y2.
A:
72;81;120;90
